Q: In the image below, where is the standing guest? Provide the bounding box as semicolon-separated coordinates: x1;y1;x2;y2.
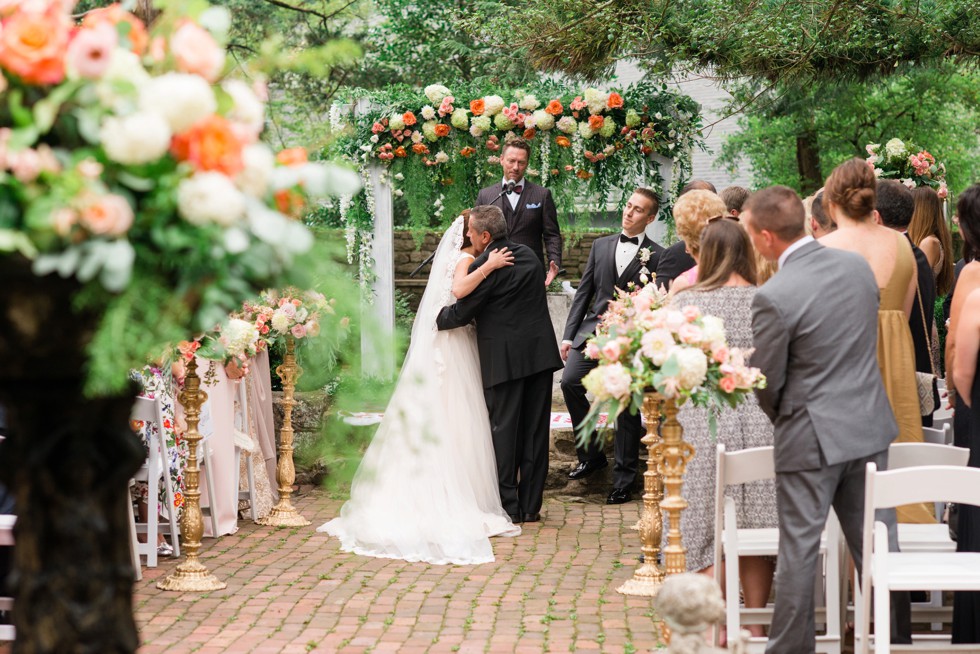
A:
476;138;562;285
664;190;728;294
560;188;664;504
910;186;954;297
655;179;717;289
670;219;777;638
721;186;750;219
945;184;980;642
819;159;934;524
808;191;836;238
744;185;910;653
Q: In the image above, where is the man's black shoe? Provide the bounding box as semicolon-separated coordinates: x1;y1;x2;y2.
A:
568;459;608;480
606;488;632;504
522;513;541;523
508;513;522;524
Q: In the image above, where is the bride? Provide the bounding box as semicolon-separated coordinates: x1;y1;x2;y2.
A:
318;211;522;564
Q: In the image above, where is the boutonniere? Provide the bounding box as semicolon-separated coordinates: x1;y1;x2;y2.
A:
638;247;652;264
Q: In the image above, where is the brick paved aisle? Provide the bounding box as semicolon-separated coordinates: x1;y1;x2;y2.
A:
134;491;666;654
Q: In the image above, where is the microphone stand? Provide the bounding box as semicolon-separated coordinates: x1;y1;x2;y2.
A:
410;181;517;278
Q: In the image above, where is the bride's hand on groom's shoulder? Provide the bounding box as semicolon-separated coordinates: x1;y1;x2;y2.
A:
486;247;515;271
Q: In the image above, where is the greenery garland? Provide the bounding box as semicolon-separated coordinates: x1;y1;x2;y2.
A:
319;80;705;257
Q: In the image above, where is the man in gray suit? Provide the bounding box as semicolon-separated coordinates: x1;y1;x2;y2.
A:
743;185;910;653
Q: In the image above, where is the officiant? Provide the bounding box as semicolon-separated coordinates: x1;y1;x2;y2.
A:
476;138;563;286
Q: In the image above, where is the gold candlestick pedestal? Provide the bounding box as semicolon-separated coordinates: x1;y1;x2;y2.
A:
257;336;310;527
660;397;695;575
617;392;666;596
158;358;227;592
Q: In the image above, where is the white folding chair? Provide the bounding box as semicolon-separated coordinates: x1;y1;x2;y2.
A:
922;424;952;446
0;514;15;641
713;444;842;653
131;396;181;567
932;402;953;431
859;464;980;653
125;480;142;582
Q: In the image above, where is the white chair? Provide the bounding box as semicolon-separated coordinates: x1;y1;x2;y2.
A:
131;396;181;567
859;464;980;653
922;424;952;446
125;480;142;582
0;514;14;641
233;380;258;522
713;444;842;653
198;434;220;538
932;402;953;431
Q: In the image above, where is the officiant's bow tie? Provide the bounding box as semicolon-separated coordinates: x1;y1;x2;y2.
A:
619;234;640;245
508;185;523;194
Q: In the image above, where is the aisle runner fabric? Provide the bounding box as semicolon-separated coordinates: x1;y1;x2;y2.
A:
340;412;610;428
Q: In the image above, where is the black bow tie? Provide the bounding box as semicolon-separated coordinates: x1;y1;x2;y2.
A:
619;234;639;245
507;185;523;194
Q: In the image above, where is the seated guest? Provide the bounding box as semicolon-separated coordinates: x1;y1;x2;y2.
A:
744;184;910;652
655;179;716;289
665;189;728;294
820;159;933;524
721;186;750;219
670;219;777;638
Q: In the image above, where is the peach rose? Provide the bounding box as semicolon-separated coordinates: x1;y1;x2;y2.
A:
394;146;407;158
66;23;117;80
276;147;308;166
607;92;624;109
171;115;244;176
83;3;148;54
0;7;71;85
545;99;563;115
402;111;417;126
719;375;737;394
170;20;224;82
51;207;77;237
588;115;604;131
555;136;571;148
434;124;450;138
79;194;134;236
523;128;536;139
470;99;485;116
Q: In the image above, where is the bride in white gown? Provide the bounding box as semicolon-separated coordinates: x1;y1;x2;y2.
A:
318;212;522;564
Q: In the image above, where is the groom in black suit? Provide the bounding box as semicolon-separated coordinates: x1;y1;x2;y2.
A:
476;138;562;286
560;188;664;504
436;206;563;523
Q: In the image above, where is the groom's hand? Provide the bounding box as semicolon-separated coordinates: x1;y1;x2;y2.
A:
560;342;571;361
545;260;559;286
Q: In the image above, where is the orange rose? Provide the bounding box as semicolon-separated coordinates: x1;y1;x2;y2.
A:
394;146;407;158
470;99;485;116
171;116;244;176
576;169;593;180
275;188;305;217
434;124;450;137
545;99;563;115
412;143;429;155
555;136;571;148
0;8;71;85
523;128;536;139
403;111;417;126
588;115;604;131
460;147;475;157
83;3;148;54
276;147;308;166
607;92;624;109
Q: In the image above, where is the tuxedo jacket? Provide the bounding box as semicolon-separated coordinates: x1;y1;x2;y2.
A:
563;234;664;349
751;240;897;473
476;181;562;266
654;240;696;290
436;239;563;388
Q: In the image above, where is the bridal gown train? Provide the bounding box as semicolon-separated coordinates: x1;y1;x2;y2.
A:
318;218;520;564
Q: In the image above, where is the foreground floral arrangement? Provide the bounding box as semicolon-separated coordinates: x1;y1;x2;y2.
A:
0;1;358;393
578;283;766;439
866;138;948;198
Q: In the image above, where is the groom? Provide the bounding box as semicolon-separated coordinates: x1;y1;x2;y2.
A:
437;205;563;523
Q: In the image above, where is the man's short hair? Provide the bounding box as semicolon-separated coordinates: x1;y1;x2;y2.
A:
876;179;914;229
744;186;806;241
632;187;661;215
470;205;508;240
810;191;836;232
721;186;750;213
500;138;531;158
680;179;717;195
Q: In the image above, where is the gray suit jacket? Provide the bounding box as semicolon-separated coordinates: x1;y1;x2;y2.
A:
751;240;897;472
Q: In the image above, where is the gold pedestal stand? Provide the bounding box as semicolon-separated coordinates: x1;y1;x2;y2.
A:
158;358;227;592
617;392;666;596
659;397;695;575
256;336;310;527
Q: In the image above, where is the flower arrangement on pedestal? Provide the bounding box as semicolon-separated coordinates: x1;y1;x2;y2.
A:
578;283;766;438
866;138;948;198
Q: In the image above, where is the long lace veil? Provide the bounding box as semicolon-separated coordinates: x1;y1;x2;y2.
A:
406;214;464;363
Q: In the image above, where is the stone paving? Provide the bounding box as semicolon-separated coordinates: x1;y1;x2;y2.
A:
132;489;667;654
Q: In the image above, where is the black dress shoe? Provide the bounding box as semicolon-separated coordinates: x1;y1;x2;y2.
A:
522;513;541;523
508;513;522;523
606;488;632;505
568;459;608;480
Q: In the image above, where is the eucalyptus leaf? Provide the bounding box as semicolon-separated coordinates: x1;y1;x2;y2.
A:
0;230;39;257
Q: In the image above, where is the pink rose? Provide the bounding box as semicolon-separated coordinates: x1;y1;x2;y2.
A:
711;344;729;364
372;122;385;134
719;375;737;394
79;194;133;236
584;342;600;360
678;323;703;345
682;305;701;321
305;321;320;337
51;208;77;236
938;183;949;200
8;149;41;183
291;324;307;339
66;22;117;79
601;340;622;361
170;21;225;82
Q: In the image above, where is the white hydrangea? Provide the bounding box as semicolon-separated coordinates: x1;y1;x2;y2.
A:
420;105;436;121
100;112;171;165
532;109;555;131
519;94;540;111
139;72;217;133
494;113;515;131
236;143;275;197
557;116;578;134
599;116;616;138
884;138;906;159
450;108;469;130
422;120;439;142
424;84;451;104
584;87;608;114
674;347;708;389
388;113;405;131
578;121;595;139
483;95;505;116
177;172;245;227
700;315;726;347
96;49;150;110
222;79;265;142
222;318;259;357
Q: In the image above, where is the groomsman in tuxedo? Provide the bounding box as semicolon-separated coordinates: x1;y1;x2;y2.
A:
744;186;910;653
654;179;716;289
437;206;563;523
560;188;664;504
476;139;562;285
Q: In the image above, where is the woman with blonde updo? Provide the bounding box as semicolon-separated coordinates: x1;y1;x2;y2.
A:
669;189;728;293
820;158;933;524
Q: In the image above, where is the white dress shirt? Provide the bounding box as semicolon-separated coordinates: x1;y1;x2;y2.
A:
778;235;815;269
502;177;525;210
616;233;642;276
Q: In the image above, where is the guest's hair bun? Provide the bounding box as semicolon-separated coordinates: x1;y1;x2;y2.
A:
825;158;876;220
